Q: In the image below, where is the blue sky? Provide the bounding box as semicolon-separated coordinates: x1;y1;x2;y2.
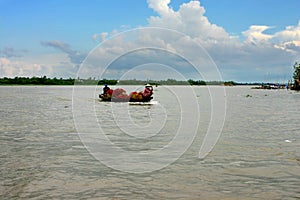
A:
1;0;300;82
201;0;300;34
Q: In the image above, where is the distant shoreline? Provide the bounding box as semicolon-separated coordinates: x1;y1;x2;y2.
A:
0;76;265;86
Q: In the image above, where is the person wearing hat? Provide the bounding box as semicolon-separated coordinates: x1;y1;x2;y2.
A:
143;84;153;98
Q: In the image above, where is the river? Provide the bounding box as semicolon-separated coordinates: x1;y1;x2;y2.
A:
0;86;299;199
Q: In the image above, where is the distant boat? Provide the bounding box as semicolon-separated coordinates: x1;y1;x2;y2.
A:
252;83;287;90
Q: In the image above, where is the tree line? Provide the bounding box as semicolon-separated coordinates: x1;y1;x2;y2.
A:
0;76;239;86
0;76;75;85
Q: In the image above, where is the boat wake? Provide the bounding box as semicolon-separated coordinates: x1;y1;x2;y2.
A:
129;101;158;106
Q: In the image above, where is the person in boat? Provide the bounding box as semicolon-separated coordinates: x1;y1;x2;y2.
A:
103;84;110;95
143;84;153;98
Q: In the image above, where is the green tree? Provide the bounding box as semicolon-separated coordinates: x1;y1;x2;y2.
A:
292;62;300;90
293;62;300;80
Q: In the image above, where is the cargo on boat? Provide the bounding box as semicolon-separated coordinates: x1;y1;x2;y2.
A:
99;84;153;102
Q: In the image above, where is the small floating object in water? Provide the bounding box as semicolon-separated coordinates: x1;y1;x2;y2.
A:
285;139;292;143
245;94;252;98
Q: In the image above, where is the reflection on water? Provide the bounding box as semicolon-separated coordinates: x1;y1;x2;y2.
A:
0;86;299;199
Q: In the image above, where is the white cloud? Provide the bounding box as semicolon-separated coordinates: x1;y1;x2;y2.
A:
145;1;300;81
147;0;174;16
242;25;273;44
147;0;229;40
0;53;77;78
0;57;43;77
80;0;300;82
271;21;300;54
273;21;300;42
3;0;299;82
0;57;14;77
0;57;10;65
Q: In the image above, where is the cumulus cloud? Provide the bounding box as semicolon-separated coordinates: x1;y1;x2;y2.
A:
243;25;273;45
145;0;299;81
0;57;44;77
271;21;300;54
41;40;86;65
80;0;232;79
147;0;174;16
0;52;77;78
79;0;300;82
147;0;229;40
5;0;298;81
273;21;300;42
0;57;10;65
0;57;14;77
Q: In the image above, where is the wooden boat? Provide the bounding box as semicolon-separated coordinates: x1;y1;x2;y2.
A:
99;87;153;102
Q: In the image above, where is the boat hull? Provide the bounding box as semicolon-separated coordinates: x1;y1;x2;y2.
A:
99;94;153;102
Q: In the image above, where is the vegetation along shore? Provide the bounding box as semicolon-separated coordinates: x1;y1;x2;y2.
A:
0;76;259;86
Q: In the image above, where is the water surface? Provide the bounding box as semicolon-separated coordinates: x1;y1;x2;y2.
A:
0;86;299;199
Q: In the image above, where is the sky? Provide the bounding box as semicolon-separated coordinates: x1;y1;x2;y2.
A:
0;0;300;82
